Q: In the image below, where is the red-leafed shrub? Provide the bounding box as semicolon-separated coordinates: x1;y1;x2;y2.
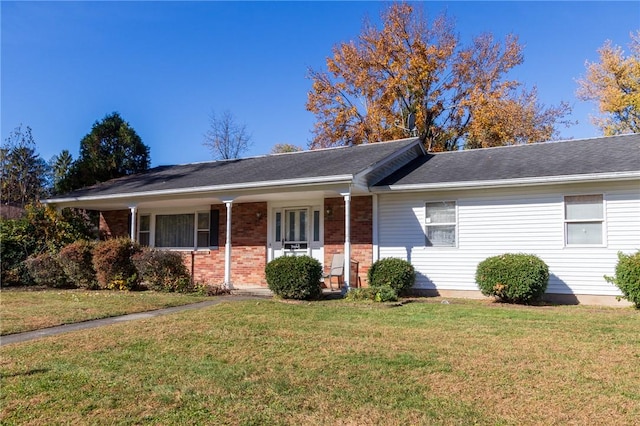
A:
58;240;98;289
92;238;141;290
132;248;191;292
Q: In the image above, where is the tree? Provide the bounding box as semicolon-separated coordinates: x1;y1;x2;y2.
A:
576;31;640;135
61;112;150;192
203;110;252;160
270;143;303;154
50;150;73;195
306;3;572;151
1;125;49;207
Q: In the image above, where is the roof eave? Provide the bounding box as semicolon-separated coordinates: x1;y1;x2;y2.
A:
371;171;640;193
43;174;355;205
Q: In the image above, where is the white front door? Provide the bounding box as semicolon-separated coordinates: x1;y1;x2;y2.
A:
270;204;323;263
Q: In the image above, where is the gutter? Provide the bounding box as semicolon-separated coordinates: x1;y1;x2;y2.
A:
371;171;640;193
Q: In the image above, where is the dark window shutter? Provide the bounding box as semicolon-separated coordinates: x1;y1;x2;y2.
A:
210;209;219;247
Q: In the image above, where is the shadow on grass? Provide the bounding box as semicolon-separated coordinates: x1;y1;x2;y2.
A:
0;368;50;378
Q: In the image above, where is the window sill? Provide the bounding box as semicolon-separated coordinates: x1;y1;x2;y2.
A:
154;247;219;253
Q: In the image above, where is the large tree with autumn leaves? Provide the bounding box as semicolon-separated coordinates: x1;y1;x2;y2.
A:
577;31;640;136
307;3;572;151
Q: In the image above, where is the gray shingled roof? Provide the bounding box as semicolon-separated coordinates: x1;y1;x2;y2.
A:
51;138;419;199
375;134;640;187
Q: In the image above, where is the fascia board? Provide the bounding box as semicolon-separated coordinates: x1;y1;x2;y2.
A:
43;174;355;205
371;171;640;193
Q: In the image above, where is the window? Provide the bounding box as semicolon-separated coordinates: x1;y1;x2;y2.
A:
196;212;210;248
284;208;308;249
138;214;150;246
275;212;282;242
155;214;195;248
425;201;456;247
565;195;603;245
313;210;320;242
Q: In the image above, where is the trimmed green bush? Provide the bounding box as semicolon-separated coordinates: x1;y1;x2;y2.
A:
58;240;98;289
605;251;640;308
23;252;71;288
93;238;141;290
133;248;192;292
265;255;322;300
367;258;415;295
476;253;549;304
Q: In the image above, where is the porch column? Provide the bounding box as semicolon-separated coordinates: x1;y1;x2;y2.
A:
129;205;137;241
342;193;351;294
223;200;233;288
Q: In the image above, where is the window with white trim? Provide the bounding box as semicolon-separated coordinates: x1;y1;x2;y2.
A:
196;212;210;248
152;212;212;249
425;201;456;247
138;214;150;246
564;195;603;245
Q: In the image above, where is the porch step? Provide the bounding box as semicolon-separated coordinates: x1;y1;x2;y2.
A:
229;286;274;298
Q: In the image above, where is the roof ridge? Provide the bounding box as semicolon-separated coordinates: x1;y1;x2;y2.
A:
156;137;421;167
428;133;639;155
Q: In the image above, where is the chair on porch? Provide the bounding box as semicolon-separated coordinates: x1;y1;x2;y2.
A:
323;253;344;290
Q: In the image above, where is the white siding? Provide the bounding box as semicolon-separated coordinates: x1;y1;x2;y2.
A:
378;180;640;296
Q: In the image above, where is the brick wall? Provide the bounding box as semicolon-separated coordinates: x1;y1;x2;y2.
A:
99;210;130;239
324;196;373;287
190;202;268;286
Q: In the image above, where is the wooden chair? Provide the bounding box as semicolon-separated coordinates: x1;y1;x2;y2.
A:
322;253;344;290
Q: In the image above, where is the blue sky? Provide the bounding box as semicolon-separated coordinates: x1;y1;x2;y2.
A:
2;1;638;167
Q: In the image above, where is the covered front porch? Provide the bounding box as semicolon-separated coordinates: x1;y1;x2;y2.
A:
97;187;375;290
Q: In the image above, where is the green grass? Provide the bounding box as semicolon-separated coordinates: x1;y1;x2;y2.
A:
1;298;639;425
0;289;208;335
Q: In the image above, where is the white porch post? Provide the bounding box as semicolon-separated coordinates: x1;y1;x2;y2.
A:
342;193;351;294
372;194;379;263
223;200;233;288
129;205;137;241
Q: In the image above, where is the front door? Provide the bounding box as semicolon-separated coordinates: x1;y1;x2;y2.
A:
270;204;323;263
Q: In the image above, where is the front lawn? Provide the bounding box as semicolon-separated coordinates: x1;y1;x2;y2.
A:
1;299;638;424
1;289;209;335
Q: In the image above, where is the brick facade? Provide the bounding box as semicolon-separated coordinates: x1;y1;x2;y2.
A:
99;210;130;239
98;198;373;288
187;202;268;286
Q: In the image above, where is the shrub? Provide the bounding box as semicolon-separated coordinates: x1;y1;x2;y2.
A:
93;238;141;290
345;287;377;302
58;240;98;289
0;203;96;287
374;284;399;302
23;252;71;288
133;248;192;292
265;255;322;300
605;251;640;308
367;258;415;295
475;253;549;304
345;286;398;303
1;217;38;286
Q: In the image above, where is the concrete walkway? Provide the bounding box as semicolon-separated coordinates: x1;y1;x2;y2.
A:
1;294;269;347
